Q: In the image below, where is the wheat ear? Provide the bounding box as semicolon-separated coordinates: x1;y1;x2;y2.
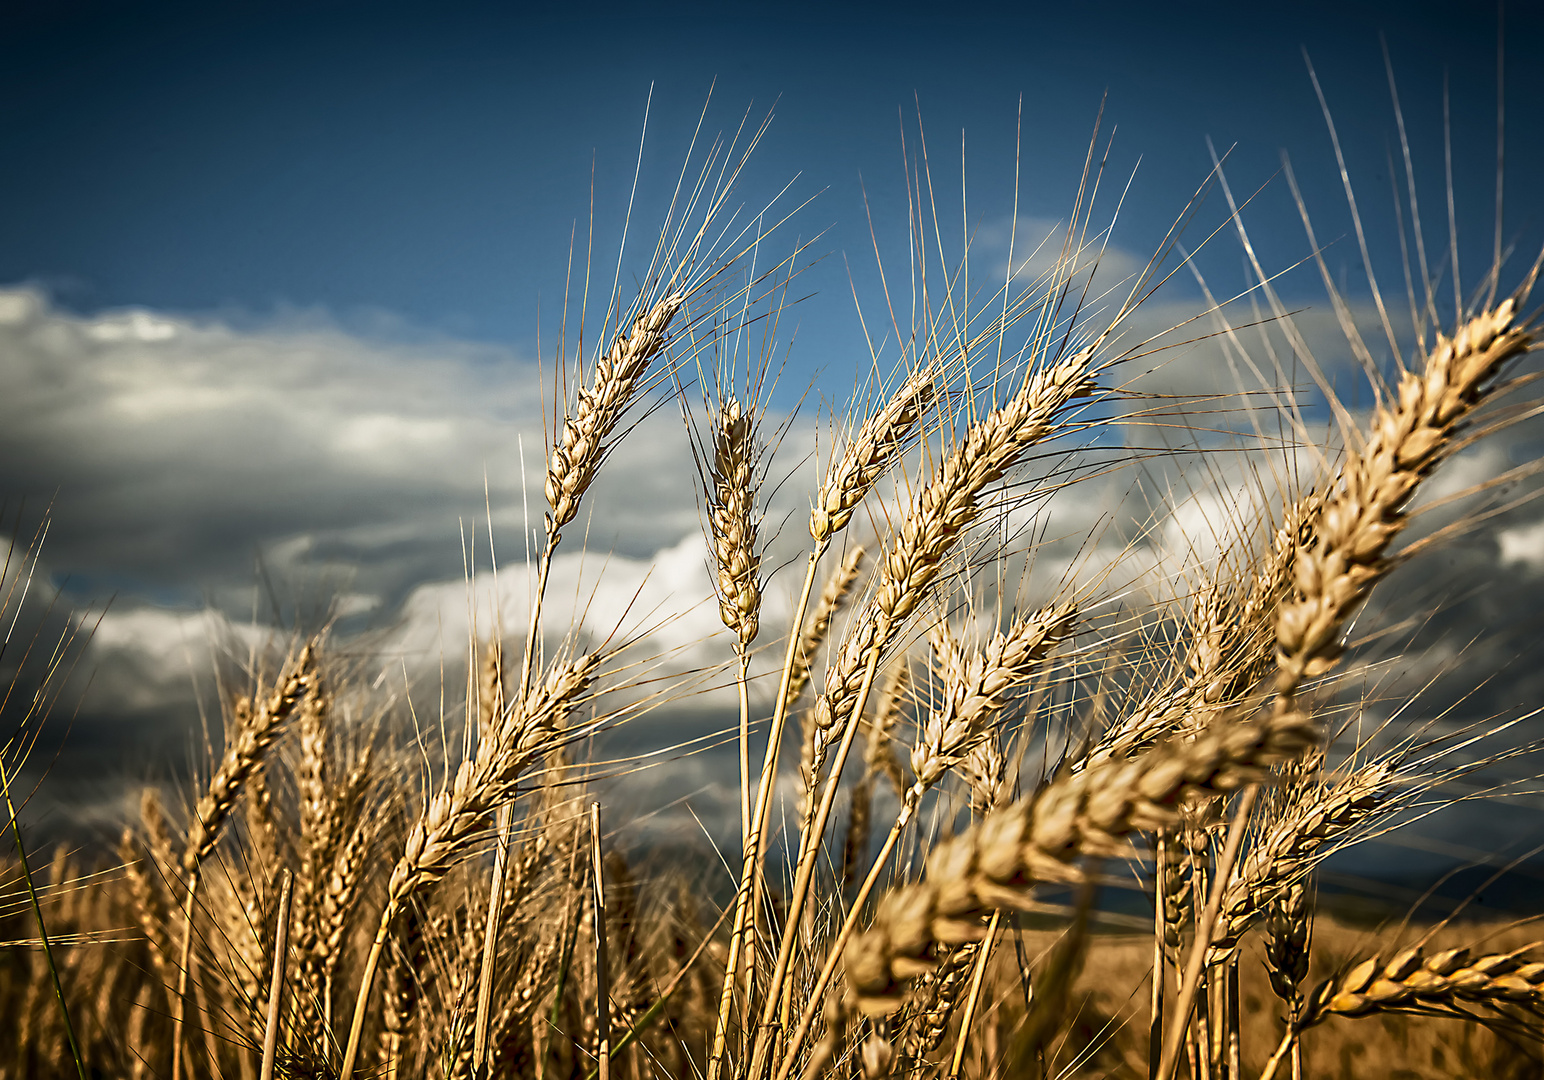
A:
338;650;599;1080
708;396;764;650
706;395;764;866
755;349;1097;1080
709;356;942;1080
772;604;1078;1079
1263;877;1312;1071
705;545;863;1080
170;642;318;1080
839;705;1314;1017
318;747;376;1026
1259;942;1544;1080
1160;295;1537;1080
1206;759;1391;966
811;364;938;543
469;288;686;1071
545;293;686;536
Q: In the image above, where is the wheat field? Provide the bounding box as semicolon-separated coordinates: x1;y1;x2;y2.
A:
3;63;1544;1080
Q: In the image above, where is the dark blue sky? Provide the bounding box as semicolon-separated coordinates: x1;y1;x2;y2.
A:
3;0;1539;385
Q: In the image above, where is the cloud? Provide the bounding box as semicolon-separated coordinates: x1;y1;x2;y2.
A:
0;286;713;611
1498;517;1544;572
6;275;1544;868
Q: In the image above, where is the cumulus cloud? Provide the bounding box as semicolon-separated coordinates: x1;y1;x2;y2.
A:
0;285;703;618
6;269;1544;865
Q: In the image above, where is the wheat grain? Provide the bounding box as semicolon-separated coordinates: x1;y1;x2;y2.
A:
844;705;1313;1017
545;293;686;536
1207;758;1389;968
812;365;937;544
707;397;763;646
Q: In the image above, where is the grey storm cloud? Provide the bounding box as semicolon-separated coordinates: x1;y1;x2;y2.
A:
5;229;1544;869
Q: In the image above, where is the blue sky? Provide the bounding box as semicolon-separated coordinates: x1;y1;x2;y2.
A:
6;0;1544;879
5;1;1538;355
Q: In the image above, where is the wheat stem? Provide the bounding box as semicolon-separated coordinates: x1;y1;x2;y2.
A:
1258;1029;1294;1080
705;546;826;1080
258;871;292;1080
946;909;1001;1080
773;796;915;1080
590;802;612;1080
1150;832;1168;1079
1157;783;1259;1080
2;755;86;1080
751;622;886;1080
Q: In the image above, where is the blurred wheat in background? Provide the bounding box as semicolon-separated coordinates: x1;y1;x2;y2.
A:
5;41;1544;1080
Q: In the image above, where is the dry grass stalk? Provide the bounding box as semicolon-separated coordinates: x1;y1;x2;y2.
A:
841;665;910;896
706;543;862;1080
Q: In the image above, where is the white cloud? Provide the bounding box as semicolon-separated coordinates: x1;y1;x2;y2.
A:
6;272;1542;867
1498;517;1544;572
0;286;705;614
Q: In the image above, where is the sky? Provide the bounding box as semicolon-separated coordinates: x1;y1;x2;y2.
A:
5;0;1544;895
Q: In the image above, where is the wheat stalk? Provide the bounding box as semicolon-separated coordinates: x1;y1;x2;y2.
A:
1160;293;1538;1080
755;348;1100;1080
338;650;599;1080
772;603;1078;1077
709;349;946;1080
840;705;1313;1019
170;641;318;1080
